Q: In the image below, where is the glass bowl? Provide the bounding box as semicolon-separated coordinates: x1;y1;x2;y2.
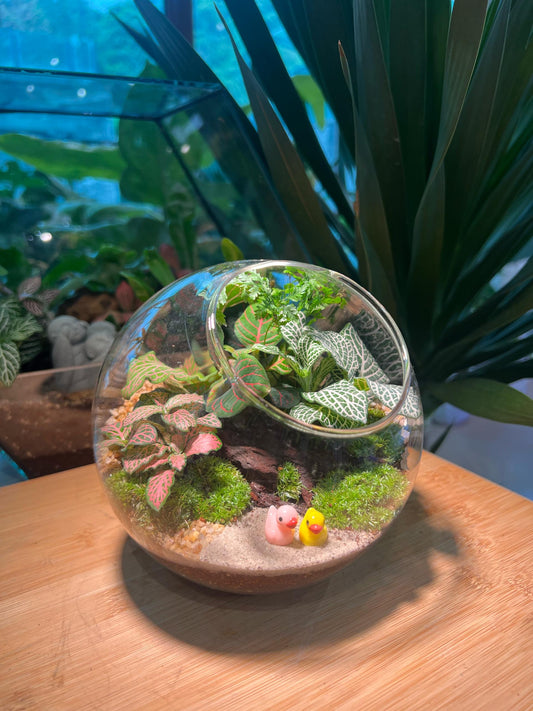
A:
93;260;423;593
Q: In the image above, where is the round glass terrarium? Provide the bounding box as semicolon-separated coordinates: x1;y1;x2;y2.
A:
93;260;423;594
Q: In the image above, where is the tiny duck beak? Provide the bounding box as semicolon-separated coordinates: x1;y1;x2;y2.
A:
309;523;323;533
286;517;298;529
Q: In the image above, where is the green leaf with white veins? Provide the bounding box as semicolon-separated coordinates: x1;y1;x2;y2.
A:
290;402;362;429
313;323;389;382
0;341;20;387
367;380;421;419
280;314;324;370
280;312;306;352
302;380;369;424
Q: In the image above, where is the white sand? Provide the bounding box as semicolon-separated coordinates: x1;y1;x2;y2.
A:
199;507;378;572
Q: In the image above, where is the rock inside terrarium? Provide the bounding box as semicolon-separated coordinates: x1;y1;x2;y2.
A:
94;261;423;593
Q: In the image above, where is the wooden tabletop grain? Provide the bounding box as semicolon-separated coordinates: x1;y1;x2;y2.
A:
1;451;531;711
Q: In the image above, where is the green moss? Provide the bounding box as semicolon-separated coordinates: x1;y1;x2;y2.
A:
105;456;251;532
348;423;404;466
186;456;251;523
312;463;408;531
276;462;302;502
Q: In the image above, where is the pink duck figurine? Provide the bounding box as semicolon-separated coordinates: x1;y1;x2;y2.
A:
265;504;299;546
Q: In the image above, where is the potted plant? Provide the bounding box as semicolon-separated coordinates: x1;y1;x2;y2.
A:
0;240;185;478
94;260;423;593
121;0;533;431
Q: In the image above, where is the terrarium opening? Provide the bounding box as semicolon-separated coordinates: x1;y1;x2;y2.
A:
205;260;416;438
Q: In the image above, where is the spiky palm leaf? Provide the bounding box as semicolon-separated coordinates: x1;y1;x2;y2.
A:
124;0;532;425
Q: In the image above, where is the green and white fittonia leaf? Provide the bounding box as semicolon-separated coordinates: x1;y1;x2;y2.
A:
0;341;20;387
280;313;324;370
313;322;389;382
290;402;362;429
351;312;404;381
295;380;369;426
367;380;422;419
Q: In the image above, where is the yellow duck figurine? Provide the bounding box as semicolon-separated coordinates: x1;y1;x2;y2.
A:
299;507;328;546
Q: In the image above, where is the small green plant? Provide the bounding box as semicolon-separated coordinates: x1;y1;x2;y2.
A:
186;456;251;523
312;464;408;531
102;388;223;511
210;266;421;428
106;455;250;530
0;293;44;387
276;462;302;502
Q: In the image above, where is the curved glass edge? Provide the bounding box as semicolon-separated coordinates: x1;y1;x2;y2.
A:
206;259;421;440
0;67;222;119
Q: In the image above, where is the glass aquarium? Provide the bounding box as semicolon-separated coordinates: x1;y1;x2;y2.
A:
0;66;300;268
93;260;424;593
0;67;301;477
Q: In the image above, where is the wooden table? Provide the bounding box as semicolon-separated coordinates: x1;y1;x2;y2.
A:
1;452;531;710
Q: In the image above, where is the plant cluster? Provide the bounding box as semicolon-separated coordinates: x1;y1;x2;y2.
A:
276;462;303;503
107;455;251;531
210;267;420;428
0;275;58;386
102;389;222;511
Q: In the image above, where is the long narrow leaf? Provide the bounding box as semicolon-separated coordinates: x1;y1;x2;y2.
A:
271;0;356;156
428;378;533;425
217;7;346;272
409;0;488;336
443;0;511;260
224;0;353;226
389;0;428;229
353;0;408;272
338;41;398;310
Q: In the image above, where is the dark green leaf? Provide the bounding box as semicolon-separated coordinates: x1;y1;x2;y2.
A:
0;134;125;181
224;0;353;225
353;0;408;270
428;378;533;426
218;7;345;271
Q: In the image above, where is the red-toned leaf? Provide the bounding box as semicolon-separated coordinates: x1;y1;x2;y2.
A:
183;354;201;375
146;469;175;511
129;422;158;446
21;297;44;316
123;447;160;474
268;386;300;410
197;412;222;428
268;354;292;375
163;409;197;431
185;431;222;457
123;405;161;426
233;353;271;396
165;392;204;411
211;383;248;418
101;421;132;444
168;452;187;471
234;304;280;347
17;276;41;298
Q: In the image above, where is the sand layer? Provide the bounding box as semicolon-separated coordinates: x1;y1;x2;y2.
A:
198;507;378;573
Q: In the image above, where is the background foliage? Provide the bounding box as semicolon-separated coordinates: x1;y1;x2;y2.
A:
120;0;533;425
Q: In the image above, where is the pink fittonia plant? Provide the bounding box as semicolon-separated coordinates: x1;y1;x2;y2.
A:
102;389;222;511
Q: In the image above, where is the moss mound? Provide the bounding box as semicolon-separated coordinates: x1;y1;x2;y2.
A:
106;456;251;532
276;461;302;502
312;463;408;531
348;424;405;466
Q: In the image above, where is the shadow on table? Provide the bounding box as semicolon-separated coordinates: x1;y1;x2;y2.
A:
120;491;460;654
